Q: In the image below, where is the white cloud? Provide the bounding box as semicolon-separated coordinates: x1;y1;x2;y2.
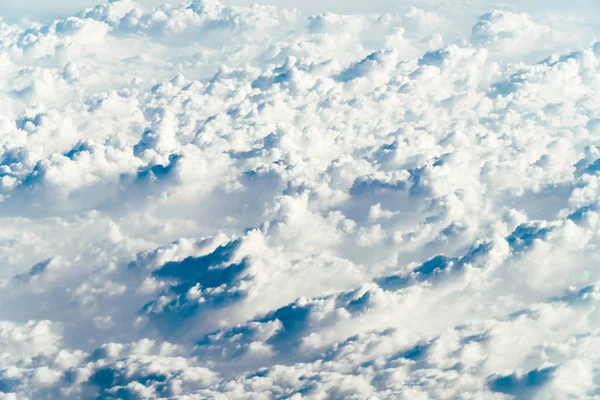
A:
0;0;599;398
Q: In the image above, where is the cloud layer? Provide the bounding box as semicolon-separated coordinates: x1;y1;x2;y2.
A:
1;0;599;398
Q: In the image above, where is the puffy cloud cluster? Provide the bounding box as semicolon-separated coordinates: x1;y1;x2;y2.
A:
1;0;600;398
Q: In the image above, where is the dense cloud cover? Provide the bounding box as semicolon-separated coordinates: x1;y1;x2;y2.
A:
0;0;599;398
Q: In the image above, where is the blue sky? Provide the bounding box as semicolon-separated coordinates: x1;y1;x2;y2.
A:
2;0;598;23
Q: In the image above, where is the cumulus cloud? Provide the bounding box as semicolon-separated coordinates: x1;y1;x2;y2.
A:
0;0;599;398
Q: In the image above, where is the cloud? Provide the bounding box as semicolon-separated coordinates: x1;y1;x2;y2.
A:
0;0;599;398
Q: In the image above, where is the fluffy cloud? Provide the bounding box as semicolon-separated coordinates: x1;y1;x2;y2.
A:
1;0;599;398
